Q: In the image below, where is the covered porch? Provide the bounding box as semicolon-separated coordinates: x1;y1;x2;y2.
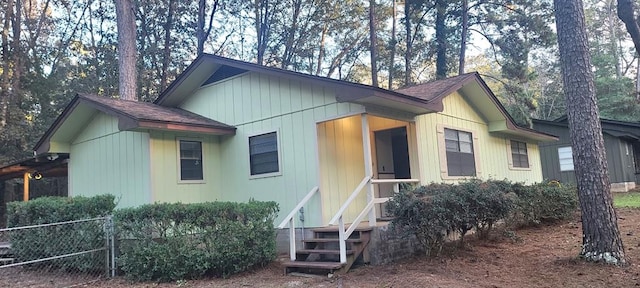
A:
316;113;421;226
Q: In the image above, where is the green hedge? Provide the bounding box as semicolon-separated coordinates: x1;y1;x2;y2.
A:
388;180;577;256
6;195;116;272
114;200;279;282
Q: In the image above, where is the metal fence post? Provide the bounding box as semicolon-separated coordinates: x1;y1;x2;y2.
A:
103;215;115;278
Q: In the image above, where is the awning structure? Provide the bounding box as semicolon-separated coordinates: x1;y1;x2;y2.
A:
0;153;69;181
0;153;69;202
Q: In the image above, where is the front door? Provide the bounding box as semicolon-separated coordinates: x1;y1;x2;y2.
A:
374;127;411;219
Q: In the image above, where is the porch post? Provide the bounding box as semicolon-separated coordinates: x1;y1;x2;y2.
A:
23;172;29;202
361;114;376;226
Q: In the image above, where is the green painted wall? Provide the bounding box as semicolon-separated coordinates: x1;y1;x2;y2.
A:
534;121;638;185
180;72;364;227
69;113;151;208
148;131;222;204
415;92;544;184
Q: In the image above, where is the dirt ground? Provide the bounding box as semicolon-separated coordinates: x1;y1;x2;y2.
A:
4;208;640;288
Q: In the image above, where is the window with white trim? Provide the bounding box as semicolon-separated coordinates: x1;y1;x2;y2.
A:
179;140;203;181
558;146;574;171
444;128;476;176
510;140;529;168
249;132;280;176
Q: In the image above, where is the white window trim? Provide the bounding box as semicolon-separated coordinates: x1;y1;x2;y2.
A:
176;137;206;184
507;139;532;171
248;129;283;179
436;124;482;180
558;146;575;172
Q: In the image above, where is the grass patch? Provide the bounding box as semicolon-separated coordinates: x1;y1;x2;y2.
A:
614;192;640;208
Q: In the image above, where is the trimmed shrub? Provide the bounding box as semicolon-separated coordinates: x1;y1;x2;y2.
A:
507;182;578;227
114;200;279;282
388;180;576;256
387;184;452;256
6;195;116;272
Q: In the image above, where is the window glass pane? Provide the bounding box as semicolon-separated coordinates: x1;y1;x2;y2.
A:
179;140;203;180
558;147;574;171
444;129;458;140
444;128;475;176
445;139;459;151
249;132;279;175
459;142;473;153
458;131;472;143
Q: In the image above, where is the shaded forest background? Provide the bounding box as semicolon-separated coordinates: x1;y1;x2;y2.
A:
1;0;639;163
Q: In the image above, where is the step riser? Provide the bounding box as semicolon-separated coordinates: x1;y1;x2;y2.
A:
284;229;372;275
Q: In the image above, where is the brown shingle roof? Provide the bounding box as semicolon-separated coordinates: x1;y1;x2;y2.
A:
79;94;235;130
395;73;478;102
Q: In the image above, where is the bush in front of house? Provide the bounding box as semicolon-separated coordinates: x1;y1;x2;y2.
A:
388;180;577;256
6;194;116;272
114;200;279;282
506;182;578;227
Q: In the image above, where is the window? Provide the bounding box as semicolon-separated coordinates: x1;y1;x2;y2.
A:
249;132;280;176
558;146;574;171
179;140;203;181
444;128;476;176
510;140;529;168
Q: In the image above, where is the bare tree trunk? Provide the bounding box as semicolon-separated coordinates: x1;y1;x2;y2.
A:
114;0;137;101
255;0;269;65
404;1;412;86
197;0;219;55
316;23;327;75
369;0;378;87
160;0;175;91
636;58;640;102
459;0;468;75
11;0;21;103
554;0;626;265
282;0;301;69
388;0;397;89
1;0;13;127
435;0;447;79
618;0;640;56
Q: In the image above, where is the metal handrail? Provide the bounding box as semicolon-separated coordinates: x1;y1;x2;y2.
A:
276;186;319;261
328;176;371;225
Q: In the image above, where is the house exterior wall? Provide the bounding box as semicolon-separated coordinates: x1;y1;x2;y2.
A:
69;113;151;207
534;121;638;190
179;72;364;227
148;131;223;204
415;92;543;184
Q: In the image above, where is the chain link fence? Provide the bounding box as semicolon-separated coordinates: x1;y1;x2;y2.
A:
0;216;115;287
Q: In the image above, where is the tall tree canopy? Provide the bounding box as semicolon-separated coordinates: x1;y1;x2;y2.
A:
2;0;640;163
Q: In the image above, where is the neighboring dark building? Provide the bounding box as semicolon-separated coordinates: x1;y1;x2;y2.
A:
532;117;640;192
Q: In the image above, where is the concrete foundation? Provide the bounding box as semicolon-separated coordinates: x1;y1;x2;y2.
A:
611;182;636;193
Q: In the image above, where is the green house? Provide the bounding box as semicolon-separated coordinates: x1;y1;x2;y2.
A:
533;117;640;192
31;54;556;269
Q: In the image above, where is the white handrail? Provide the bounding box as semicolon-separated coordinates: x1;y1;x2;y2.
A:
277;186;319;229
370;178;420;184
328;176;371;225
334;178;420;264
276;186;319;261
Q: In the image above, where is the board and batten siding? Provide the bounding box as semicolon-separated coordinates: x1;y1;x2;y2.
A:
180;72;364;227
69;113;151;208
148;131;222;204
415;92;543;184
